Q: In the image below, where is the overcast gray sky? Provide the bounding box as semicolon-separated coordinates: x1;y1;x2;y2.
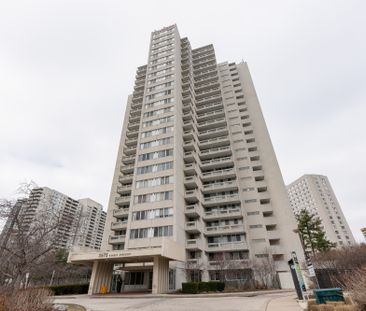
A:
0;0;365;241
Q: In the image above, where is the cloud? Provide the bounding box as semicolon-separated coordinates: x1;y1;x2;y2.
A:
0;0;365;241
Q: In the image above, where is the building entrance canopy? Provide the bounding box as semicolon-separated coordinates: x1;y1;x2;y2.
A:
68;238;185;265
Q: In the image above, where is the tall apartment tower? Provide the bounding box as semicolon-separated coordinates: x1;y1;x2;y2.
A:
287;174;355;247
69;25;304;294
1;187;106;251
74;198;106;250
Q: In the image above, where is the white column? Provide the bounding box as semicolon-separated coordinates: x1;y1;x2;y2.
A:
88;261;114;295
152;256;169;294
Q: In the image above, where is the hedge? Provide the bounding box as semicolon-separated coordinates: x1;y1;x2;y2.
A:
182;281;225;294
41;283;89;295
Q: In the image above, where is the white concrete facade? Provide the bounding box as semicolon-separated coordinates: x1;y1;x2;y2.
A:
69;24;304;294
287;174;355;247
75;198;106;250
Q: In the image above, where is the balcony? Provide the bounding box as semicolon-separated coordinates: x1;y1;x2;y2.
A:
200;146;232;160
198;126;228;140
111;220;128;230
197;117;226;131
125;137;137;147
113;208;129;218
185;221;203;233
270;245;284;255
201;168;236;181
205;224;245;236
200;157;233;170
183;151;198;163
115;196;131;206
184;204;201;217
263;216;277;226
183;140;196;151
184;163;198;175
120;164;134;174
202;180;237;193
186;238;204;250
196;101;223;114
124;146;137;156
183;119;194;130
122;155;135;165
183;129;196;140
203;208;243;220
267;230;281;240
184;189;200;203
207;241;248;252
184;175;200;189
202;194;240;206
126;130;138;139
119;174;133;184
199;136;230;149
117;185;132;195
127;122;140;131
108;235;126;244
196;109;225;122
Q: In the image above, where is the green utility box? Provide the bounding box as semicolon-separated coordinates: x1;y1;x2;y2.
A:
313;288;344;304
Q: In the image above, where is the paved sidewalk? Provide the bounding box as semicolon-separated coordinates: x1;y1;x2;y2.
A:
54;291;298;311
266;294;303;311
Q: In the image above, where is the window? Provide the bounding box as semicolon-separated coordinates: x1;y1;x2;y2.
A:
138;149;173;161
134;191;173;204
139;137;173;150
130;225;173;239
135;175;174;188
125;272;144;285
141;127;174;138
142;116;174;128
136;161;173;174
144;97;174;109
143;106;174;118
249;224;263;229
132;207;173;220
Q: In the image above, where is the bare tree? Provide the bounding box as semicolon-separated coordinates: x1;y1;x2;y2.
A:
252;249;279;289
184;258;204;282
0;182;86;288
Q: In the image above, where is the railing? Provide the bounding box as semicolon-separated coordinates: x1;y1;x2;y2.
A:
186;239;203;249
204;208;241;218
199;136;229;146
198;117;225;128
205;224;244;234
201;168;235;178
202;180;236;190
203;194;239;204
200;146;231;155
198;126;226;136
207;241;247;251
113;208;129;217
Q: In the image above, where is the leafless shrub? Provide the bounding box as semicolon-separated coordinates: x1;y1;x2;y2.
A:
0;288;55;311
343;266;366;311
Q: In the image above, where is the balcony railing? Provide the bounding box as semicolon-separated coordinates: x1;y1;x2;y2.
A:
207;241;248;251
108;235;126;244
186;239;203;250
203;194;240;206
205;224;245;235
115;196;131;206
203;208;242;220
113;208;129;218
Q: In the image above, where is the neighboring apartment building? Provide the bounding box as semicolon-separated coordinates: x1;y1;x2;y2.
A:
68;24;304;294
0;187;105;251
74;198;106;250
287;174;355;247
361;227;366;241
